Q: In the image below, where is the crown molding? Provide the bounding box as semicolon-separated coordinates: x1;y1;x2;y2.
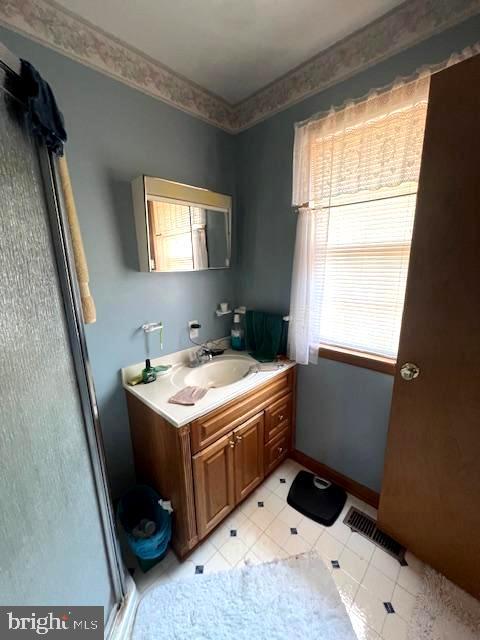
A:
235;0;480;130
1;0;479;133
0;0;235;131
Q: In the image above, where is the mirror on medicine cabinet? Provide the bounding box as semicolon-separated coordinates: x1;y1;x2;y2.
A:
131;176;232;272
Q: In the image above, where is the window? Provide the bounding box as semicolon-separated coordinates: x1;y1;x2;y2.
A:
289;77;430;367
312;192;416;359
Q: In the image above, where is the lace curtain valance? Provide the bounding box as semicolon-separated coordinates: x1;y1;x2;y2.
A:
292;43;480;210
292;76;430;209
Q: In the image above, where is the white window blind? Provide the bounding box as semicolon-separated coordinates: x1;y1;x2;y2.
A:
150;200;194;271
288;76;430;364
312;193;416;358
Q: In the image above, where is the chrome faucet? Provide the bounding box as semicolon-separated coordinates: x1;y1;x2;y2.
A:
188;345;213;368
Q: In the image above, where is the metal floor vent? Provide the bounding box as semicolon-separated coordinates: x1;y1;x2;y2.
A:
343;506;407;565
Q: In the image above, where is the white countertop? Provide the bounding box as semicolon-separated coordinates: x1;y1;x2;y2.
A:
122;344;295;427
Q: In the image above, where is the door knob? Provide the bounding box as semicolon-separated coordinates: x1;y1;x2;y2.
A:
400;362;420;381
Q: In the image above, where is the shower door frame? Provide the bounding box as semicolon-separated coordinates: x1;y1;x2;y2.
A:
0;41;130;635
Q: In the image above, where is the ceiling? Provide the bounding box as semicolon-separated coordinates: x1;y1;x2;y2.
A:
3;0;477;130
54;0;405;104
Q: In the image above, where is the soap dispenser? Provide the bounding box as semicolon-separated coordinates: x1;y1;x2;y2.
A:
231;313;245;351
142;359;156;384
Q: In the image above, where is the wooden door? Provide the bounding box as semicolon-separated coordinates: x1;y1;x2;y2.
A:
234;413;264;503
378;55;480;599
192;432;235;538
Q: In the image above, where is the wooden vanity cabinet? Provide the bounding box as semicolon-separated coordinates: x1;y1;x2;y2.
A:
193;432;236;538
193;412;265;538
127;366;296;558
234;413;264;503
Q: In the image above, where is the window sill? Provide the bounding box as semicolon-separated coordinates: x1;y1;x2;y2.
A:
318;345;396;375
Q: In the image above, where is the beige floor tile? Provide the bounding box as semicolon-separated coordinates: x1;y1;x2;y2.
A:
328;518;352;545
167;559;196;582
239;492;267;518
370;547;401;582
382;613;408;640
314;531;345;564
249;505;276;530
235;519;263;548
282;532;311;556
203;551;231;574
276;504;304;527
397;562;424;596
242;549;262;566
272;482;291;500
296;516;325;545
332;568;360;607
221;509;248;530
187;540;217;566
264;516;292;548
339;546;369;583
391;583;416;622
348;610;382;640
361;564;395;602
218;537;249;566
250;533;287;562
262;491;286;515
352;585;387;634
346;532;375;561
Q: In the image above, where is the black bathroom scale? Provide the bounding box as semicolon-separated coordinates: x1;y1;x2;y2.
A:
287;470;347;526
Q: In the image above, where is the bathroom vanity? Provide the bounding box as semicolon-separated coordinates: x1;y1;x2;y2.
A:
123;350;296;558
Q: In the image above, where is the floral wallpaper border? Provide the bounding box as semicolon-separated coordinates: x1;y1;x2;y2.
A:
1;0;479;132
0;0;235;130
234;0;480;130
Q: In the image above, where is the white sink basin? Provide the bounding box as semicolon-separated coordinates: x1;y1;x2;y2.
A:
171;355;253;389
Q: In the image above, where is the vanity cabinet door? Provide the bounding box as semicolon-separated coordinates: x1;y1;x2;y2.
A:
233;413;264;504
193;432;235;539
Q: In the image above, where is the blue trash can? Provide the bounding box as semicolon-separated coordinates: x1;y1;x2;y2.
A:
118;485;172;572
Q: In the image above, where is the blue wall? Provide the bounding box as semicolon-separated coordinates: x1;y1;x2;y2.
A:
235;15;480;491
0;27;237;496
3;14;479;496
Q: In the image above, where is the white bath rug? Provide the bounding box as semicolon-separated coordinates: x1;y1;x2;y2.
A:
408;566;480;640
132;553;356;640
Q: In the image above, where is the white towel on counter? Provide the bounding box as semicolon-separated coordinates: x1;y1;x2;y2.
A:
168;386;208;406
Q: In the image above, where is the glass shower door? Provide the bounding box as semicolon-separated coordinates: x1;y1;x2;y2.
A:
0;63;121;622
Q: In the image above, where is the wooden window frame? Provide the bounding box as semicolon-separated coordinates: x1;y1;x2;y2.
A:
318;344;396;375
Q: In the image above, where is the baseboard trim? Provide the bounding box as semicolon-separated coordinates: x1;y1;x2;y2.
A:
290;450;380;509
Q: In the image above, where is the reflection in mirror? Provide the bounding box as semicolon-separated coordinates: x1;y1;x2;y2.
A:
148;200;193;271
132;177;232;273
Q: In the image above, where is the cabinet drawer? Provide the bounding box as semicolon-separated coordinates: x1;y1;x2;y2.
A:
264;393;292;443
264;428;289;476
191;370;293;454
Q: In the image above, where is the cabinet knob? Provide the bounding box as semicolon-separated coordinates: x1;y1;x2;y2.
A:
278;447;284;454
235;435;243;443
278;414;284;421
229;439;235;448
